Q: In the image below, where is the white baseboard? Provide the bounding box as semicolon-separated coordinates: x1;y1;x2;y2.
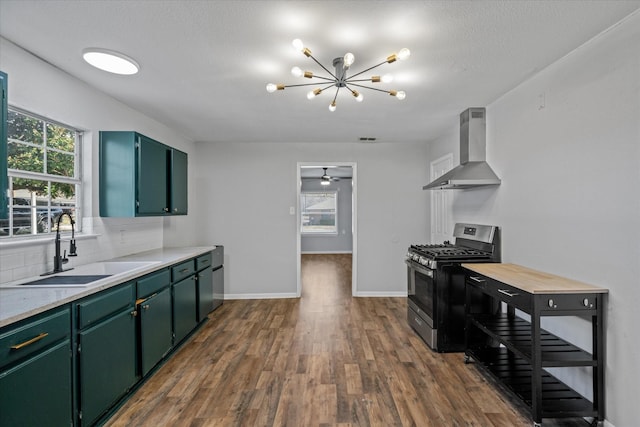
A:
224;293;298;300
301;251;353;254
353;291;407;298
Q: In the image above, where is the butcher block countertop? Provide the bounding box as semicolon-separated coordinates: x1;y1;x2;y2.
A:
462;263;609;294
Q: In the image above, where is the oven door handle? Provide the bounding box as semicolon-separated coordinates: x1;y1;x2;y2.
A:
405;259;434;277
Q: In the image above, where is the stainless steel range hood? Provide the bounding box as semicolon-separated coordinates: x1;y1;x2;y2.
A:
423;107;501;190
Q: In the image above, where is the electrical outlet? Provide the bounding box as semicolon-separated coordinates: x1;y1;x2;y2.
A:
289;206;295;215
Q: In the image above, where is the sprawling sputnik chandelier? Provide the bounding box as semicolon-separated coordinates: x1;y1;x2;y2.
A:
266;39;410;112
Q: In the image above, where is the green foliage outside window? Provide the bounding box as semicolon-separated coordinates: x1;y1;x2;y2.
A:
7;110;76;198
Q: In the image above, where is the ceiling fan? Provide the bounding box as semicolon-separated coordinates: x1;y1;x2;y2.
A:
320;167;340;186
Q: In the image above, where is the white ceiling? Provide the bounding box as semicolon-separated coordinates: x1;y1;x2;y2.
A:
1;1;639;144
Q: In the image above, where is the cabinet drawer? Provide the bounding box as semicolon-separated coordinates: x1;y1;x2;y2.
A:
137;268;171;298
467;275;531;312
0;307;70;368
77;283;135;329
172;260;195;283
196;252;212;272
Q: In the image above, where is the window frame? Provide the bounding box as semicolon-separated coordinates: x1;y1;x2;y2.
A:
300;191;338;236
3;106;83;238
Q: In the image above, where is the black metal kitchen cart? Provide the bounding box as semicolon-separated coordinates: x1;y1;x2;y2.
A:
462;263;607;427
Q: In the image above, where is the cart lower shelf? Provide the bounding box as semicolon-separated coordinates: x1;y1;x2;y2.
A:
466;347;597;419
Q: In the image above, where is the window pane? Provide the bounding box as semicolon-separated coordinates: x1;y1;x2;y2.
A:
47;151;75;177
7;143;45;172
7;111;44;145
0;204;33;236
46;123;75;153
301;192;337;234
13;178;50;200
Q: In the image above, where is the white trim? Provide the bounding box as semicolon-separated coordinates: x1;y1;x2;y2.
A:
296;162;357;298
301;251;353;255
354;291;407;298
223;293;298;300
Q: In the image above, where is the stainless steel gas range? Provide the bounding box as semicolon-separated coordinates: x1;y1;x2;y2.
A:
406;223;501;352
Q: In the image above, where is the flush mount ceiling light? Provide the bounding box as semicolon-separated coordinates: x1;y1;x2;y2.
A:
82;48;139;75
267;39;410;112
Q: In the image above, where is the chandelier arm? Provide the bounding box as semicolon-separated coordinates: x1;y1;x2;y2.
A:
345;82;392;94
346;60;388;80
281;82;336;88
311;75;337;82
331;87;340;103
307;54;339;80
346;78;380;83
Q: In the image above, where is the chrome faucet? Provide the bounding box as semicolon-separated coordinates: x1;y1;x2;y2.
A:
42;213;77;276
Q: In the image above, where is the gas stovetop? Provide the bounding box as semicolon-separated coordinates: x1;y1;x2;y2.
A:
406;223;501;269
409;244;491;260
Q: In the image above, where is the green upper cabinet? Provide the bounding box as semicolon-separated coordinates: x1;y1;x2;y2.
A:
137;135;169;215
0;71;7;220
99;131;188;217
170;148;188;215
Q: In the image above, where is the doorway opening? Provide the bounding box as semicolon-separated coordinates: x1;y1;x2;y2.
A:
296;162;357;297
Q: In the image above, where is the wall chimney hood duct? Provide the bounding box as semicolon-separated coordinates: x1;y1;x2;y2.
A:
423;107;501;190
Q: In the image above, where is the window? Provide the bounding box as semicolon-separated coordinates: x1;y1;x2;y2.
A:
300;191;337;234
2;108;82;237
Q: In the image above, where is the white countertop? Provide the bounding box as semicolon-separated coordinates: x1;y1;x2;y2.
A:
0;246;216;328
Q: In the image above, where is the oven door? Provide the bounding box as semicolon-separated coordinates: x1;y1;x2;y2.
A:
406;259;436;327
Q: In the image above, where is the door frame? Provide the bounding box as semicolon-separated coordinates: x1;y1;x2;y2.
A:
296;161;357;297
430;153;454;243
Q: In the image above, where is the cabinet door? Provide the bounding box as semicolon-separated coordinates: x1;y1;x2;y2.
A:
78;308;137;426
172;276;197;344
197;267;213;322
137;135;168;215
212;266;224;312
140;287;172;376
0;71;7;220
170;149;188;215
0;340;72;427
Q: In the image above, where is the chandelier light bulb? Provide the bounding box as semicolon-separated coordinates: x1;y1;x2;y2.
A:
307;88;322;100
266;83;277;93
329;102;337;112
352;90;364;102
396;90;406;100
398;48;411;61
291;66;303;77
292;39;304;51
382;74;393;83
343;52;355;67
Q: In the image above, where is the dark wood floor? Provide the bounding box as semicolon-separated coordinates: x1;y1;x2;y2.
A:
106;254;592;427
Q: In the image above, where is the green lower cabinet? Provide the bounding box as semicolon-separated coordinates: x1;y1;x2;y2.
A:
172;276;197;344
139;287;172;376
0;340;73;426
196;266;214;322
78;308;137;426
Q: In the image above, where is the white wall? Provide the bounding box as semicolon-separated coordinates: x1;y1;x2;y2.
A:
0;38;197;283
301;177;352;253
429;13;640;427
191;141;429;298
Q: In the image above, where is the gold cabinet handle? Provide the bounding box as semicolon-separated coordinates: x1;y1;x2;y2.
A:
11;332;49;350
